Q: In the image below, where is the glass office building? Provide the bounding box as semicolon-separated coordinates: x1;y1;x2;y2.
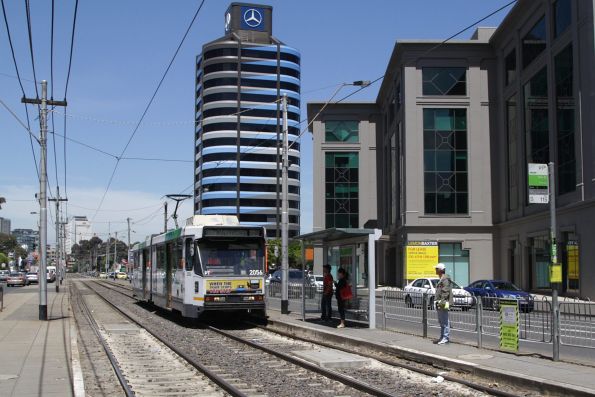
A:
194;3;301;238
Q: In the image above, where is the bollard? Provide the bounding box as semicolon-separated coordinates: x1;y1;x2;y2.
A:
422;293;428;338
476;297;483;348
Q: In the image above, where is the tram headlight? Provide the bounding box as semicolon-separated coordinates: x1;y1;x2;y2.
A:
213;296;226;302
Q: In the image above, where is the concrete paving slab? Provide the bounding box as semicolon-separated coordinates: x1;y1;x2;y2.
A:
292;348;371;369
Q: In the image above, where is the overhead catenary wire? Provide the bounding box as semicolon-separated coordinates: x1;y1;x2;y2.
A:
1;0;39;181
91;0;206;221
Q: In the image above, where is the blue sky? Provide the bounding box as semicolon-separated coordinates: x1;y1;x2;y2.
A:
0;0;515;244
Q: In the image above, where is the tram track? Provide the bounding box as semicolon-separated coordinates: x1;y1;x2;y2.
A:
85;279;501;396
72;280;245;396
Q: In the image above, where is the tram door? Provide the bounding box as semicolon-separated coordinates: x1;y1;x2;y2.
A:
166;242;173;309
142;248;149;300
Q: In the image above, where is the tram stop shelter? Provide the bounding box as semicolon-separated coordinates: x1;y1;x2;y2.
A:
296;227;382;329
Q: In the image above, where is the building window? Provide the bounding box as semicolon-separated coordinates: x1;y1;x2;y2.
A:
390;131;397;226
522;16;546;69
422;67;466;96
507;97;519;211
423;109;468;215
438;243;469;287
325;121;359;143
505;49;516;85
529;237;550;289
555;45;576;194
325;152;359;228
524;67;549;168
554;0;571;38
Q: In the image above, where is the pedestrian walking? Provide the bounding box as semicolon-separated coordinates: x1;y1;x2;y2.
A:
335;268;352;328
434;263;453;345
320;264;333;321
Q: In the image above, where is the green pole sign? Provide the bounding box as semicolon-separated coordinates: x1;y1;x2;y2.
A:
500;299;519;352
528;163;549;204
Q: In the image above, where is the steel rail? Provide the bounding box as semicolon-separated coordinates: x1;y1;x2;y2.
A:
71;282;134;397
208;325;397;397
252;321;518;397
85;280;248;397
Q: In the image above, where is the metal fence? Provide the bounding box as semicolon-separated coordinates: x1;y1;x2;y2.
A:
380;290;595;352
559;300;595;349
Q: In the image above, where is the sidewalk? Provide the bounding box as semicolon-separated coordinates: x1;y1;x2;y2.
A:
265;309;595;396
0;282;74;397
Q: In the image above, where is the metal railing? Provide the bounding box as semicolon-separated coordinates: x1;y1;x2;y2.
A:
559;299;595;349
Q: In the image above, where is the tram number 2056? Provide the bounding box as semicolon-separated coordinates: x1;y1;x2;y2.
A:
249;270;263;276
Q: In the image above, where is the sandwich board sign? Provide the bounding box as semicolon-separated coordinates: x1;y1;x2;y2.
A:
528;163;549;204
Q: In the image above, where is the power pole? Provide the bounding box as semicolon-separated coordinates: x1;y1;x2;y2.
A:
281;93;289;314
127;217;131;248
114;231;118;271
105;222;110;276
164;201;168;233
49;187;67;293
22;80;67;320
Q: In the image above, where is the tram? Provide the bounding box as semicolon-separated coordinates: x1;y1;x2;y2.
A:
130;215;266;318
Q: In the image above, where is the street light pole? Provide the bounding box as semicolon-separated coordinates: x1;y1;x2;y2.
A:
281;94;289;314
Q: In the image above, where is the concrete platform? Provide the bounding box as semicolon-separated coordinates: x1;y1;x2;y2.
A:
265;309;595;397
292;348;371;369
0;281;79;397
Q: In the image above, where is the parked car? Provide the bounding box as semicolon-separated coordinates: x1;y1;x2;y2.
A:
98;272;108;279
308;274;324;293
6;272;27;287
464;280;534;312
269;269;315;297
26;272;39;284
403;277;474;310
0;270;9;282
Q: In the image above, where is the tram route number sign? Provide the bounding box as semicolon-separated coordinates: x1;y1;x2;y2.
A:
499;299;519;352
528;163;549;204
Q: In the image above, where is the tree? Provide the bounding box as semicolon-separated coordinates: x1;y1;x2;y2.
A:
0;233;18;254
0;252;8;267
266;238;303;269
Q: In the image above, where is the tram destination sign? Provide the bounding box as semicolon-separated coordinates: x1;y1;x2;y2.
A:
528;163;549;204
203;227;263;238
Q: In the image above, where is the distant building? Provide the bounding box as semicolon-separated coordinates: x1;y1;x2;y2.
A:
194;3;301;238
65;216;93;254
0;217;10;234
12;228;38;252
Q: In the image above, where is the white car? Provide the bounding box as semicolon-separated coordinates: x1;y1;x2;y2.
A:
308;274;324;293
403;277;473;310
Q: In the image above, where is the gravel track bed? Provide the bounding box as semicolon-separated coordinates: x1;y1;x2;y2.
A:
87;280;500;397
70;282;123;397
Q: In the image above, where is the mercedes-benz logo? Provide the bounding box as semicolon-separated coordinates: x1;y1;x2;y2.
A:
243;8;262;28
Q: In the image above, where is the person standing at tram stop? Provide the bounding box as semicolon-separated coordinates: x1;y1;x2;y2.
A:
434;263;454;345
335;268;349;329
321;265;333;322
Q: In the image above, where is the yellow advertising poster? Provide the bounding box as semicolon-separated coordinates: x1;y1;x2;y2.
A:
206;279;261;294
567;242;579;280
406;242;439;279
550;264;562;283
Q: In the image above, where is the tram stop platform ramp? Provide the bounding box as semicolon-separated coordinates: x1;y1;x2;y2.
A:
265;309;595;397
0;282;78;397
293;348;371;369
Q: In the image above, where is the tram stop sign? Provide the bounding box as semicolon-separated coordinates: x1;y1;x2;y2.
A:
499;299;519;352
528;163;549;204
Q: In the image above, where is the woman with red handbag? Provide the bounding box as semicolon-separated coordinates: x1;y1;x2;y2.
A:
334;268;352;328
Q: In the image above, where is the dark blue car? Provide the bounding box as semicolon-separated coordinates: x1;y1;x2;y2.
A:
465;280;534;312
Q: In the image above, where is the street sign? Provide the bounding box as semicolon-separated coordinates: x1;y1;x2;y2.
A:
500;299;519;352
550;264;562;283
528;163;549;204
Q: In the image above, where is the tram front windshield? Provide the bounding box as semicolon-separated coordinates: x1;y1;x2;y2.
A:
197;240;264;277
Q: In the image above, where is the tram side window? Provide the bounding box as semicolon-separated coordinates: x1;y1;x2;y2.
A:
156;244;166;273
173;238;183;270
184;238;195;272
